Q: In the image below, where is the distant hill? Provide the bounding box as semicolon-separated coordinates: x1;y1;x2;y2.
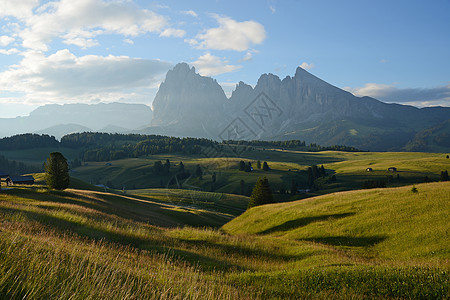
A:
34;123;92;139
404;119;450;152
144;63;450;151
0;102;152;138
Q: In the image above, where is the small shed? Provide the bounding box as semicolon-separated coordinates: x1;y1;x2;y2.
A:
366;168;373;172
388;167;397;172
6;175;35;186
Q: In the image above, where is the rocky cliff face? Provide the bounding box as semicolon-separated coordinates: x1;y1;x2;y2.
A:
148;63;450;151
151;63;228;138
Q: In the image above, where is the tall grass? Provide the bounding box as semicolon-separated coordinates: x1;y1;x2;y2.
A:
1;184;448;299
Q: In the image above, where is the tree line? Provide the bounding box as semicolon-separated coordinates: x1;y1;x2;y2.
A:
0;133;59;150
0;155;41;175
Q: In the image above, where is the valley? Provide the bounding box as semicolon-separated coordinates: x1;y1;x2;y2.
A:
1;137;449;299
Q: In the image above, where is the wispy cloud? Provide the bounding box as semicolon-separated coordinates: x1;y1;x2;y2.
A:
182;10;198;18
344;83;450;107
191;52;241;76
160;28;186;38
0;35;15;47
191;15;266;51
299;62;315;70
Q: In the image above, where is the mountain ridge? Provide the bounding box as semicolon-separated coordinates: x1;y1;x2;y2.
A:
145;63;450;151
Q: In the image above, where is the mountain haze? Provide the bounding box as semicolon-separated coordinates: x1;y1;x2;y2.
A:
0;103;152;139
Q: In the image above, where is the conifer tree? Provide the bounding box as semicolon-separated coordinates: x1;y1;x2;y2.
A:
239;160;246;171
44;152;69;190
247;177;274;209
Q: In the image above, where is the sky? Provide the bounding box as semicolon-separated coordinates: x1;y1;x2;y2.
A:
0;0;449;118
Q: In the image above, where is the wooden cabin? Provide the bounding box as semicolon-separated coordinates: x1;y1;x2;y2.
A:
6;175;35;186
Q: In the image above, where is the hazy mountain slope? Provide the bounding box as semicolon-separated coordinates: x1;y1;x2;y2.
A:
150;63;228;138
403;119;450;152
34;123;92;139
0;102;152;138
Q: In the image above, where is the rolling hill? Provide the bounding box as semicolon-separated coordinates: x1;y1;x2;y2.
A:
0;180;448;298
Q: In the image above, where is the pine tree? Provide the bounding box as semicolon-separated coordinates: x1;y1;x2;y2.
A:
178;161;185;173
256;160;261;169
320;165;326;177
247;177;274;209
307;167;314;187
164;159;170;173
262;161;270;171
441;170;449;181
44;152;69;190
239;160;246;171
196;164;203;179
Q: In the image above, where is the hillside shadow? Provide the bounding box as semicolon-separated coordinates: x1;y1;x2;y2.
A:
173;237;314;270
258;213;355;235
299;236;386;247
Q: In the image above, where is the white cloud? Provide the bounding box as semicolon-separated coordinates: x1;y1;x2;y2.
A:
124;39;134;45
160;28;186;38
0;49;172;104
182;10;198;18
0;0;39;19
220;82;238;98
193;15;266;51
12;0;168;51
269;6;276;14
299;62;315;70
344;83;450;107
0;48;20;55
0;35;15;47
191;53;241;76
241;51;253;62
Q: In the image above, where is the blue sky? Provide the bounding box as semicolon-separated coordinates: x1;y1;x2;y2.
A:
0;0;449;118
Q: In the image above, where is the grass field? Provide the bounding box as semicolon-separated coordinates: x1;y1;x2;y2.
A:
0;181;448;299
67;150;450;201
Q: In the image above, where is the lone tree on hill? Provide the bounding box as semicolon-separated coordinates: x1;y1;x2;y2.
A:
44;152;69;190
247;177;274;209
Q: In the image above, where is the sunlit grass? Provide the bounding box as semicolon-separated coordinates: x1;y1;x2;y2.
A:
1;183;448;299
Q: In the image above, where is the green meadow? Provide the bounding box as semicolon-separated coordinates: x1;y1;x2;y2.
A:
0;180;449;299
0;147;449;298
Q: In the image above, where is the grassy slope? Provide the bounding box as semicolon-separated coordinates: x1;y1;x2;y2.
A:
0;182;448;298
68;151;450;201
223;182;450;261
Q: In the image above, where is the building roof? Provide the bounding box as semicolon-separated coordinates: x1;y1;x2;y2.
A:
7;175;35;182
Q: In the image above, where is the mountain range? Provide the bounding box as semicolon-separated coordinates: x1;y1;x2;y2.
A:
0;103;152;139
1;63;448;151
145;63;450;151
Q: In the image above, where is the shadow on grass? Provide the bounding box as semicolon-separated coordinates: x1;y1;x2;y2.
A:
299;235;386;247
173;237;314;269
258;213;355;235
2;188;228;228
0;205;245;272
